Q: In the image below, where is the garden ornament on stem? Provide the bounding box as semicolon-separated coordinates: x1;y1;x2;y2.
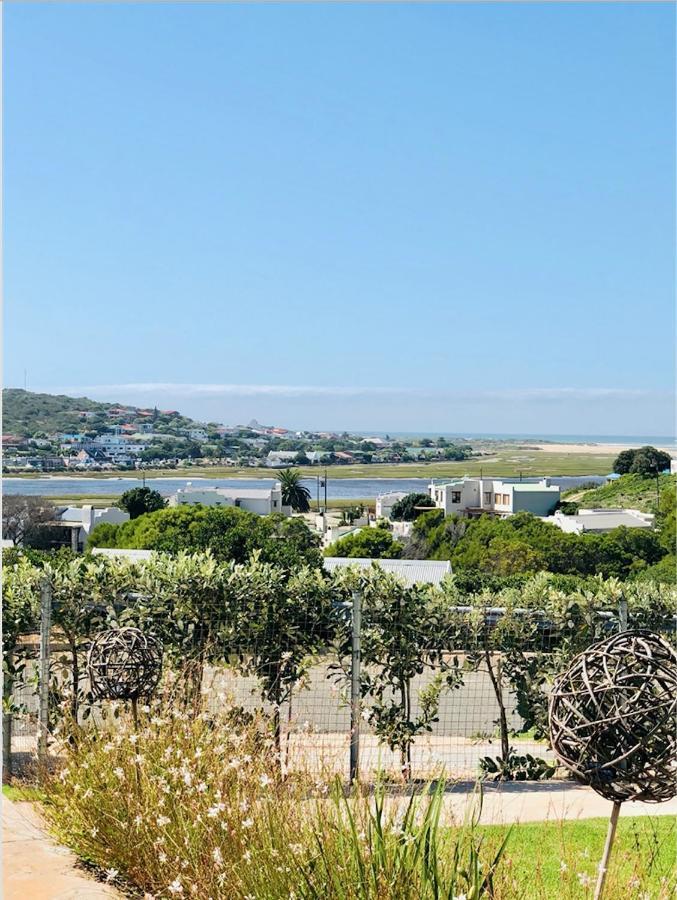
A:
87;627;163;729
548;629;676;900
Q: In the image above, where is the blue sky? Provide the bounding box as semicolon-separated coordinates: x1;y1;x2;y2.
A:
4;3;675;435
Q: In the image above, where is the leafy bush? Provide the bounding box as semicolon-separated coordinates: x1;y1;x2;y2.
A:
479;751;556;782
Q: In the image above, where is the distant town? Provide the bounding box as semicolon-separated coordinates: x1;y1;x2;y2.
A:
2;389;475;474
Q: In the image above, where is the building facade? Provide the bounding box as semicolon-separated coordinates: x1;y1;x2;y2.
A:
168;483;288;516
429;477;560;518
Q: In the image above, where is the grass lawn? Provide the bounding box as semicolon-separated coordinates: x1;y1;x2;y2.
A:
480;815;676;898
2;783;45;803
8;450;618;482
573;473;675;512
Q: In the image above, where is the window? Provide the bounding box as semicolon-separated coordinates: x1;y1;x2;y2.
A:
502;494;510;505
495;493;501;504
483;492;492;504
451;491;462;503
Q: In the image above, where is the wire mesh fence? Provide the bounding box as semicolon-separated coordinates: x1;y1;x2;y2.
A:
9;591;670;782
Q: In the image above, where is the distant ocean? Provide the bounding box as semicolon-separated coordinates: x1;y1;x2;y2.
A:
360;433;675;445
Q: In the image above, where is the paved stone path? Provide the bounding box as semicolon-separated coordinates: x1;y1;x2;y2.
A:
2;796;120;899
436;780;677;825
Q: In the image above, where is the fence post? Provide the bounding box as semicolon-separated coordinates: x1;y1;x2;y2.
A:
38;579;52;764
349;589;362;784
618;595;628;633
2;651;14;781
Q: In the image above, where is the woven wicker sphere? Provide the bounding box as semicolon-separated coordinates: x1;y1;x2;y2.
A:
87;627;163;701
549;630;677;803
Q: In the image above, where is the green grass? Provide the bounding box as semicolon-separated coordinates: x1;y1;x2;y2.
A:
574;473;675;512
2;783;45;803
8;450;618;483
481;815;676;898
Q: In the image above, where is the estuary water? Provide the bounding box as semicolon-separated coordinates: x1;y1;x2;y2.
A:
2;474;606;501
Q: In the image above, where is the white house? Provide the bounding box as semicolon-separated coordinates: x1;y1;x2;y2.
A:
168;483;288;516
671;458;677;475
546;508;655;535
306;451;330;464
429;477;560;518
375;491;409;519
323;557;451;587
58;505;130;550
187;428;209;442
266;451;300;468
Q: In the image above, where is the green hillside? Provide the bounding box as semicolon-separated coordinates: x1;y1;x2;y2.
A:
2;389;198;436
573;472;675;512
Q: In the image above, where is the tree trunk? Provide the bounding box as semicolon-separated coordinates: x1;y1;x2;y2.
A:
485;648;510;761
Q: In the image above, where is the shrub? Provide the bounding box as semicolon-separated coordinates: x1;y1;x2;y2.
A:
44;700;508;899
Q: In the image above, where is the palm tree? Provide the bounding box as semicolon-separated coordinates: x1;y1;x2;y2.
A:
276;468;311;513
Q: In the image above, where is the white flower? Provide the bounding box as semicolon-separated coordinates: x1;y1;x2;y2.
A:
83;788;93;800
113;768;125;780
157;816;171;828
212;847;223;867
453;895;467;900
243;851;252;863
134;815;143;827
134;754;145;765
197;782;207;793
560;861;568;872
239;800;249;813
259;774;272;787
129;734;138;745
105;869;119;882
577;873;593;887
207;803;225;818
241;818;253;829
627;876;640;889
182;771;193;787
91;826;99;838
168;879;184;895
159;852;168;863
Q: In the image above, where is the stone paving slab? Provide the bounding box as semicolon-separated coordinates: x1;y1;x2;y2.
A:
2;796;120;899
436;781;677;825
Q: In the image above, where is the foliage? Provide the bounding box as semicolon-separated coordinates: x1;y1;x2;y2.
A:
116;487;166;519
89;505;323;569
220;559;336;749
332;567;463;779
389;493;435;522
2;495;57;547
414;510;668;580
339;504;365;526
276;468;311;512
44;703;508;900
326;526;403;559
478;751;556;782
577;472;675;513
613;446;672;476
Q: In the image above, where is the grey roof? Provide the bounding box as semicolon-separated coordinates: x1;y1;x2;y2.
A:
323;557;451;586
92;548;155;560
570;512;653;531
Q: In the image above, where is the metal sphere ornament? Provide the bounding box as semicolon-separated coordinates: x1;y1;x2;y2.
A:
548;629;676;804
87;627;163;702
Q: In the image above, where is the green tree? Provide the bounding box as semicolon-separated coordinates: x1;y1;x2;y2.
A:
117;487;167;519
332;567;462;779
326;526;403;559
613;446;672;476
276;469;311;512
390;493;435;522
89;505;322;569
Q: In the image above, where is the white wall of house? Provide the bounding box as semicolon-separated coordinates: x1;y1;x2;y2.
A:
429;477;560;517
375;491;408;519
60;505;130;548
168;483;287;516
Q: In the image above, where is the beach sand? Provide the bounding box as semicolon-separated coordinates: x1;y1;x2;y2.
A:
532;442;675;455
